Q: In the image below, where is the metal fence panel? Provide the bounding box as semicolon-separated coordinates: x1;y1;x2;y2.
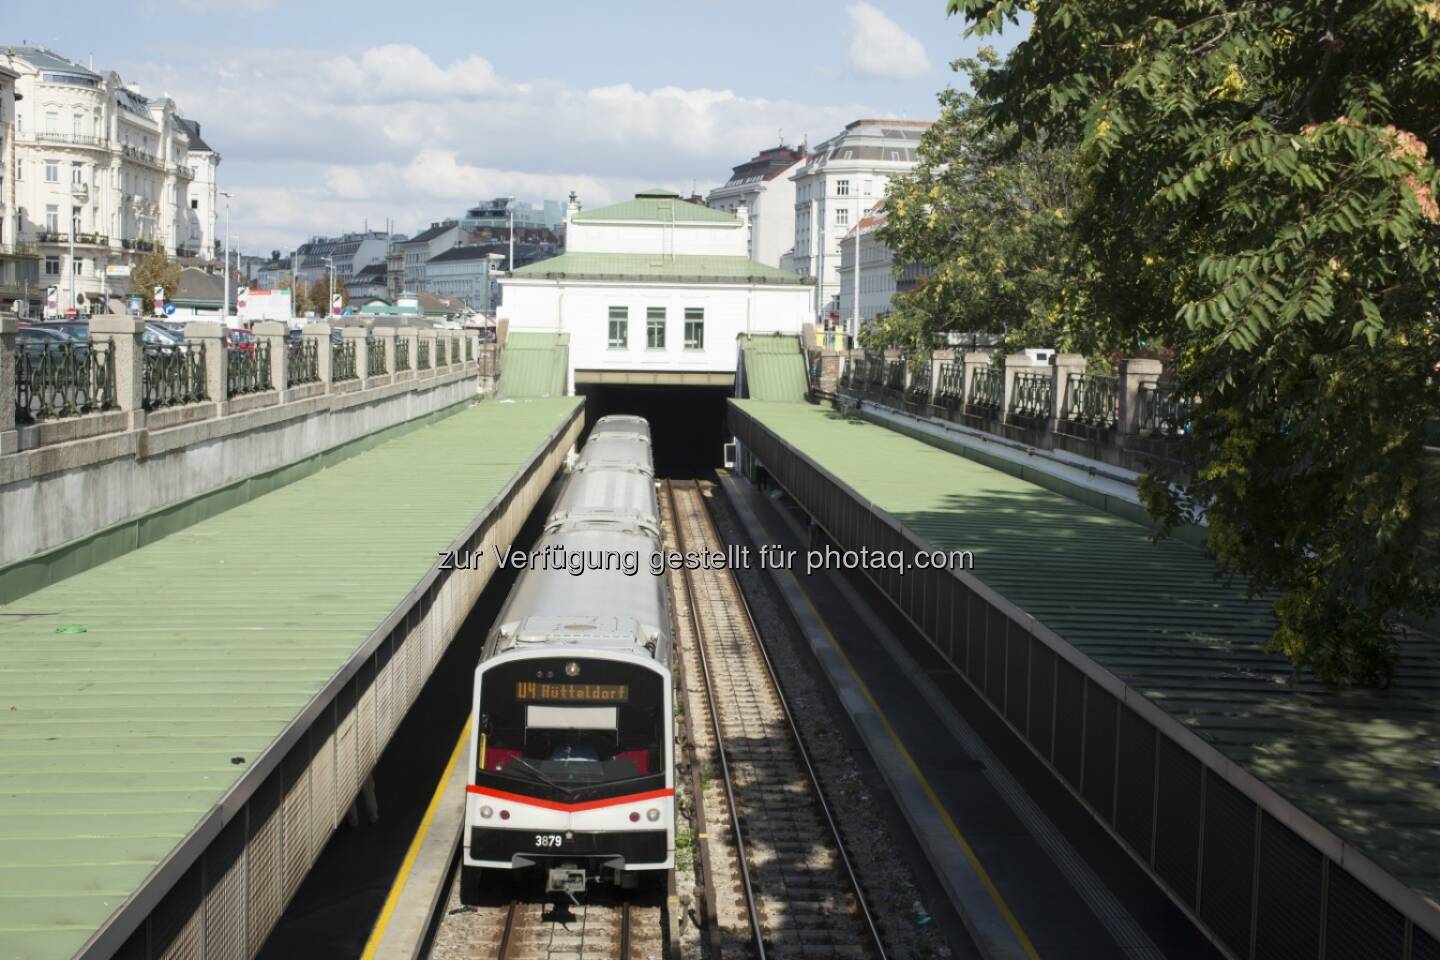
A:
151;862;203;960
1154;736;1202;907
1027;641;1056;761
1005;622;1030;728
1199;774;1256;958
1325;862;1406;959
1253;812;1324;960
1082;680;1117;820
1115;706;1157;861
201;814;247;960
245;774;284;953
1053;660;1085;789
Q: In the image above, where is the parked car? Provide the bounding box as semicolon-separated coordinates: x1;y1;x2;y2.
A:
144;322;188;353
226;328;257;355
16;325;74;347
38;321;90;341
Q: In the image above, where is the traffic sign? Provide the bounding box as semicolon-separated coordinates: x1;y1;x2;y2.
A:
342;307;352;317
163;303;177;317
105;264;132;278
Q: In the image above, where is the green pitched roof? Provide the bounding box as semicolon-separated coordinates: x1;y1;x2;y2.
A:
508;252;808;285
574;195;737;223
499;332;568;399
740;334;810;402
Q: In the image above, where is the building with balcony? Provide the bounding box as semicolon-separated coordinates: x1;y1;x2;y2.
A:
461;197;564;235
176;118;218;260
2;45;219;314
0;62;41;311
706;144;806;269
790;118;930;335
499;189;813;392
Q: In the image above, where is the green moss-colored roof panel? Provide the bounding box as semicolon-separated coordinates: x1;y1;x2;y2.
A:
499;333;568;399
730;399;1440;904
0;398;582;959
509;252;807;285
740;334;809;402
574;196;736;223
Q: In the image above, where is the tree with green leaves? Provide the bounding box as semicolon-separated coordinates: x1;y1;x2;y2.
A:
129;253;181;314
879;52;1096;355
949;0;1440;685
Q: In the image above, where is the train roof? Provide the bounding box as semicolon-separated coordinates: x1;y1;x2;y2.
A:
482;528;672;669
547;464;660;537
576;435;654;475
591;415;651;439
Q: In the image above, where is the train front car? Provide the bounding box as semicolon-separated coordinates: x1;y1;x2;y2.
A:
462;420;671;901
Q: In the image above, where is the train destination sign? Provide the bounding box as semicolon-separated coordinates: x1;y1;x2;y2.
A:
514;681;630;703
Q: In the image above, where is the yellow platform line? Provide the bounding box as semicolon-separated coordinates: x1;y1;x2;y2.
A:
361;715;471;960
746;495;1041;960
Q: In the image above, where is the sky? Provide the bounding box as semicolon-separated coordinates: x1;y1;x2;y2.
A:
7;1;1029;255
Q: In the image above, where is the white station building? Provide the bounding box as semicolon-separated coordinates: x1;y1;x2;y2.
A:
499;189;813;394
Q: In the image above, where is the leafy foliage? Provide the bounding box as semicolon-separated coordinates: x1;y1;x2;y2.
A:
879;53;1102;355
948;0;1440;685
129;254;181;314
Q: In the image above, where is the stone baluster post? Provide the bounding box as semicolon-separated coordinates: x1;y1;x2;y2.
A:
374;326;397;380
304;322;333;388
1118;358;1163;436
1051;353;1086;430
405;330;419;378
1;318;17;454
253;322;288;399
344;327;368;387
90;315;145;429
1001;351;1036;421
186;321;228;411
930;348;953;405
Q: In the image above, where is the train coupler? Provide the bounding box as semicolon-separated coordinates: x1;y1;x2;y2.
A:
546;866;588;904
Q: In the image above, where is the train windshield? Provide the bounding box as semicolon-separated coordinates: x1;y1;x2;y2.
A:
475;657;665;802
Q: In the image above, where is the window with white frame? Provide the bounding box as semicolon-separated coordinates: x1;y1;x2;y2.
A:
14;157;21;180
72;257;84;276
44;256;60;276
863;179;873;196
646;307;666;349
836;208;849;227
684;308;704;350
45;160;59;183
71;162;83;184
45;205;59;231
45;110;58;133
608;306;628;349
836;179;850;197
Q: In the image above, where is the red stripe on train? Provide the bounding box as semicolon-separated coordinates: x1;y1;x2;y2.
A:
465;785;674;812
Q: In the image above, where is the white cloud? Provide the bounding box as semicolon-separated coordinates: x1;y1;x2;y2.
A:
845;2;932;81
116;44;881;253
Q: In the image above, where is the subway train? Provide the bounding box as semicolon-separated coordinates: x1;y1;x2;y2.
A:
461;415;673;902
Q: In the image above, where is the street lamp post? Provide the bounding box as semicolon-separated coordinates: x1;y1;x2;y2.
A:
323;255;335;319
508;205;515;272
485;252;505;316
219;191;233;325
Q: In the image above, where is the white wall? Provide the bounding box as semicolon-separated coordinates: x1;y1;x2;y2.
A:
502;278;811;389
567;220;746;257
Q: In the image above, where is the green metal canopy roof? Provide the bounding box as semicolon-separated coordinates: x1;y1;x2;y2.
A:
574;195;737;224
740;334;810;402
507;252;808;285
0;398;582;959
730;399;1440;906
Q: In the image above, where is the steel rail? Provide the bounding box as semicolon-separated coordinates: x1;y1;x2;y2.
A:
692;479;889;960
663;479;768;960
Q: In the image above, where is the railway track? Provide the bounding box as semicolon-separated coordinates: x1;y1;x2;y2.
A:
428;884;665;960
662;479;886;960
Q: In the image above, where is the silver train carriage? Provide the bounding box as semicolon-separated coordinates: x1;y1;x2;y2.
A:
587;413;651;443
463;417;672;900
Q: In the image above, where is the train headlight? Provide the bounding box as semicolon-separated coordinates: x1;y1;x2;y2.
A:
479;805;493;819
499;809;510;820
646;808;661;822
565;661;580;677
629;812;640;823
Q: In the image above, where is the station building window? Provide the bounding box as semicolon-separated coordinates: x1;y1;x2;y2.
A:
684;308;704;350
44;256;60;276
646;307;665;350
607;306;628;349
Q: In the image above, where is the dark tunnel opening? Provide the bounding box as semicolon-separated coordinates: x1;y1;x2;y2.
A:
578;384;733;478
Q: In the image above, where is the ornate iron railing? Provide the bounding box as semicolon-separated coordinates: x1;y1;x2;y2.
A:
884;359;905;391
1139;381;1195;438
908;360;932;400
417;338;431;370
936;361;964;403
367;337;387;377
227;340;272;396
1063;373;1119;429
15;340;116;423
287;339;319;386
1009;371;1053;419
333;339;358;382
865;356;885;387
436;337;448;367
395;337;412;371
968;363;1003;409
142;342;207;409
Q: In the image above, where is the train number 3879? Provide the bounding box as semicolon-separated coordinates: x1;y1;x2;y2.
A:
533;834;564;848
